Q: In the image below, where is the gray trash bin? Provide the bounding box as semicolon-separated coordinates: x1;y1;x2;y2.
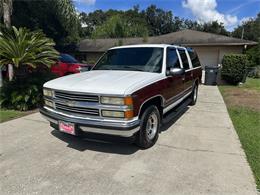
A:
204;66;219;85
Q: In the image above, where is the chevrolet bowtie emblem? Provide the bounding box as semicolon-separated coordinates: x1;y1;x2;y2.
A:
66;100;76;107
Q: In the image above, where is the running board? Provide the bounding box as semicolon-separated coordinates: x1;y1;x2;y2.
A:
162;98;192;125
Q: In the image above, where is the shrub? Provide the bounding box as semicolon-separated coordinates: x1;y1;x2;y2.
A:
221;54;249;85
248;66;260;79
246;41;260;67
0;70;57;111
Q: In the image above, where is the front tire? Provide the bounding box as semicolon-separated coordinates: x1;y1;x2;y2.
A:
190;83;198;106
135;105;160;149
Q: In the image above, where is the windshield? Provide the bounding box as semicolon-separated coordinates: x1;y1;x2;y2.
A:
93;47;164;73
59;54;78;63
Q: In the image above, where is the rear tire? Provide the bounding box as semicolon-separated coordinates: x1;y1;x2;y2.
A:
190;83;198;106
135;105;160;149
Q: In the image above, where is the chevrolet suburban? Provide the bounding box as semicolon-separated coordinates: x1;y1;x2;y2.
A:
40;44;202;148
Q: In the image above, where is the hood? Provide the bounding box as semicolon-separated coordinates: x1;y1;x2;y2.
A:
44;70;164;95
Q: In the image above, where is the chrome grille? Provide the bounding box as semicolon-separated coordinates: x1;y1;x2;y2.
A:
53;91;100;117
55;103;99;116
55;91;99;102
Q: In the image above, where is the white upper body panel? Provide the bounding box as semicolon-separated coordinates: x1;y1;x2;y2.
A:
44;44;189;96
44;70;165;95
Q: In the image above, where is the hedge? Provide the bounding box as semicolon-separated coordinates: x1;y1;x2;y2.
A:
221;54;249;85
0;70;57;111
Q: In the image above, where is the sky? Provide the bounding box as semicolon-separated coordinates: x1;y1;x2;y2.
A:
74;0;260;30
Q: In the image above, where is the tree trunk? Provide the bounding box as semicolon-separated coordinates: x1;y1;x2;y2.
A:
2;0;12;27
0;68;2;87
1;0;13;83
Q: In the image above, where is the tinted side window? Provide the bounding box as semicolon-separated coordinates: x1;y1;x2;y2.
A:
60;54;78;63
178;49;190;70
166;48;181;70
188;51;201;68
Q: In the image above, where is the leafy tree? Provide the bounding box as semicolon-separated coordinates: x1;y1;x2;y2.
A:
79;9;107;38
79;4;230;39
142;5;174;36
246;41;260;67
11;0;80;48
232;13;260;71
201;21;229;36
0;26;59;76
92;15;148;39
80;6;148;38
232;13;260;41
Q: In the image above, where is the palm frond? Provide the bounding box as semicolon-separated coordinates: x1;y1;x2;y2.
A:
0;26;59;68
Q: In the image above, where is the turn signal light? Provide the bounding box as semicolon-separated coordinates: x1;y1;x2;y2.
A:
124;97;133;106
124;110;134;119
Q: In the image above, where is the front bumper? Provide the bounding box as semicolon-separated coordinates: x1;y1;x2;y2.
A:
40;107;140;137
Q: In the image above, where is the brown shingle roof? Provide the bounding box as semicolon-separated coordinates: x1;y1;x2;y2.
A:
78;29;257;52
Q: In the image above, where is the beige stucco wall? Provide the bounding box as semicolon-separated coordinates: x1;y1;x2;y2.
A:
192;45;244;84
192;46;244;69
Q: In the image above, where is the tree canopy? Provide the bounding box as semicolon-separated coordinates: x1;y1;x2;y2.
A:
79;5;232;39
2;1;259;46
11;0;80;49
232;13;260;41
91;15;148;39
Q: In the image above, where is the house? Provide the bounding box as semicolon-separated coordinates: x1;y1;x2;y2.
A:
77;29;257;68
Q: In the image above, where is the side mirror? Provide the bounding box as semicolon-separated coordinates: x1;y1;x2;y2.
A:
168;68;185;76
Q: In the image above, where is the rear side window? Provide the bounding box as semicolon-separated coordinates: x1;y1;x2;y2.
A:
178;49;190;70
188;51;201;68
166;48;181;70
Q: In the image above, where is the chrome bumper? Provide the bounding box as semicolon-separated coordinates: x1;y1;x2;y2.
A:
40;107;140;137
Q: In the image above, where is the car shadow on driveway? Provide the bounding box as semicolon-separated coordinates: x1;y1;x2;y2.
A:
51;130;139;155
161;106;190;132
50;101;190;154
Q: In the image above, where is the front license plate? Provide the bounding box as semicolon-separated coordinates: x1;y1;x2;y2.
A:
59;121;75;135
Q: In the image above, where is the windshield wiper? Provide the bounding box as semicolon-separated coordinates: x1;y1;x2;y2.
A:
122;66;144;71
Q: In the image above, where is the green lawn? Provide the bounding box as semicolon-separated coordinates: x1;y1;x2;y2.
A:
242;78;260;91
0;110;28;123
219;78;260;190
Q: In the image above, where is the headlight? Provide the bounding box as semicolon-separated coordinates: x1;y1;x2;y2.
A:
101;97;124;105
101;96;133;106
101;110;134;119
102;110;125;118
44;99;54;108
43;88;54;97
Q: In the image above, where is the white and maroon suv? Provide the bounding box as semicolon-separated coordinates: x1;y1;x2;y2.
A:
40;44;202;148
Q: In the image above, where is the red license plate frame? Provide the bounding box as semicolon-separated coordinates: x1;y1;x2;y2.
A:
59;121;75;135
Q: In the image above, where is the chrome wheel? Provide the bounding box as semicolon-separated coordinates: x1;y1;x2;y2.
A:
146;112;158;140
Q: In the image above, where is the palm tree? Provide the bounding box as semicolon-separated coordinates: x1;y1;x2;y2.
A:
0;26;59;78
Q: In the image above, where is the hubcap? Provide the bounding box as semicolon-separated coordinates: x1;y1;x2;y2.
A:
146;112;158;140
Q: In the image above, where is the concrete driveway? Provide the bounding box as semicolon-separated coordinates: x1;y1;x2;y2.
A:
0;85;257;194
